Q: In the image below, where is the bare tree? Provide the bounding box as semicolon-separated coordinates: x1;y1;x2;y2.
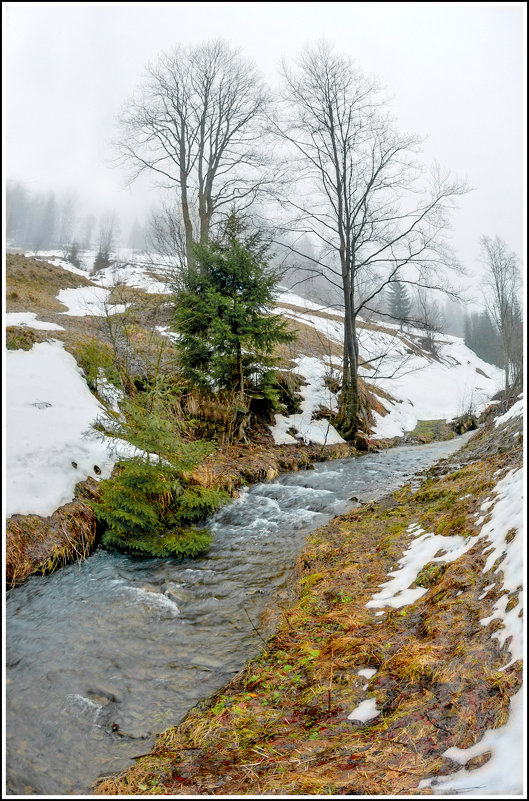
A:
117;40;270;264
58;194;78;253
412;287;446;352
146;199;190;289
275;41;468;438
80;213;96;250
481;235;523;391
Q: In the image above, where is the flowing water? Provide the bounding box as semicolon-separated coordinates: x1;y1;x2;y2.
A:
6;436;469;795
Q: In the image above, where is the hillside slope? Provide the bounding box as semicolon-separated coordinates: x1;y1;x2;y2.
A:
273;289;505;442
4;250;507;546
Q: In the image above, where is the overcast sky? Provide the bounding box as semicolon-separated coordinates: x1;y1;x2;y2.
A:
3;2;526;294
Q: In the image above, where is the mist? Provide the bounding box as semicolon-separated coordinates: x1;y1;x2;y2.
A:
5;2;524;305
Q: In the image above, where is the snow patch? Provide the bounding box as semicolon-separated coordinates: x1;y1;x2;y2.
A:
357;668;377;679
6;341;126;517
366;524;473;610
347;698;380;723
5;312;65;331
494;395;524;428
269;356;344;445
419;689;524;795
57;286;128;317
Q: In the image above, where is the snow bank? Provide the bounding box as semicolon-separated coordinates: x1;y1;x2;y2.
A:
5;312;64;331
269;356;345;445
273;289;504;438
56;286;128;317
6;341;122;517
494;395;524;428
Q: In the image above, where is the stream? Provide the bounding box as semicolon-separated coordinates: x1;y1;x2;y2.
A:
6;435;470;795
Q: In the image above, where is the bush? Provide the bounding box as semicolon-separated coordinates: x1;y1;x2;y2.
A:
90;389;229;558
74;338;121;392
6;326;38;351
92;458;225;558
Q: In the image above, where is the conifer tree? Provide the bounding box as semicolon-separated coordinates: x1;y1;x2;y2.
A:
387;281;411;326
91;390;228;558
173;214;295;402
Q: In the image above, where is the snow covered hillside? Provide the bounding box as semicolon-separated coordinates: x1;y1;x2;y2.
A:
5;249;167;519
5;249;508;519
274;287;505;442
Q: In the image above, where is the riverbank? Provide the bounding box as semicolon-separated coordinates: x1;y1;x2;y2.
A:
94;409;523;795
5;439;363;589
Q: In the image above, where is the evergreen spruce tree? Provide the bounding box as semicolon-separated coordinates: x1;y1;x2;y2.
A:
67;241;81;269
90;390;228;558
387;281;411;326
173;214;295;403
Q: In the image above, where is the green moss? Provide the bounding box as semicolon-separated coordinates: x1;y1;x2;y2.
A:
6;326;39;351
413;562;447;588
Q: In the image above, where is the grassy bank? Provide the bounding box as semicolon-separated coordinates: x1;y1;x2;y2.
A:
94;420;522;795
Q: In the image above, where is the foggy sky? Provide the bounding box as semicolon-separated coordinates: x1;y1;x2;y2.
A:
4;2;525;296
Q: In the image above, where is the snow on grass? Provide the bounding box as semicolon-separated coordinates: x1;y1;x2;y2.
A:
365;466;524;795
494;395;524;428
24;248;172;294
56;286;129;317
279;308;345;346
273;289;504;438
5;312;65;331
357;668;377;679
347;698;381;723
96;369;123;412
366;524;474;610
419;688;524;795
93;259;170;295
156;325;181;343
369;336;504;438
269;355;345;445
275;288;344;315
23;249;93;275
6;341;126;517
477;468;524;667
46;257;92;278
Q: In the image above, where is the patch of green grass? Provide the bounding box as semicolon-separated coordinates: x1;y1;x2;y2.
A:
408;419;455;442
6;326;40;351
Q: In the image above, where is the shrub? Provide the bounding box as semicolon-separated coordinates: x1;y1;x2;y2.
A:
74;338;121;392
90;390;229;558
92;458;225;558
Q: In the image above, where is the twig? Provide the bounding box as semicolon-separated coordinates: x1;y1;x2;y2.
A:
244;607;268;645
328;649;334;712
424;709;452;734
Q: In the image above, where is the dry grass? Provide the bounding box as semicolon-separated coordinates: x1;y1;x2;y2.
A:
6;253;93;314
5;477;102;589
93;439;523;796
276;301;345;323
